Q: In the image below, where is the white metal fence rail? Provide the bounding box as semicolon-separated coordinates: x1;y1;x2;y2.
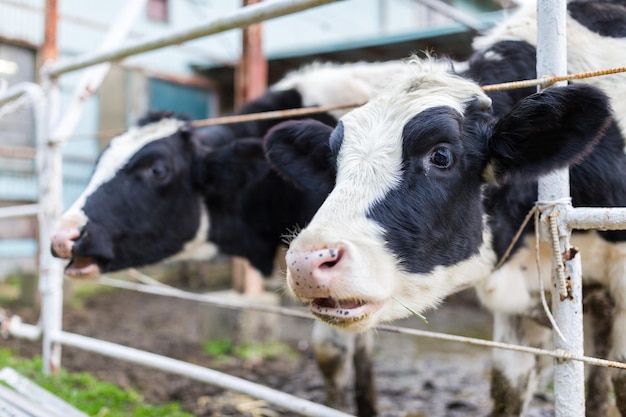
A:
1;1;625;417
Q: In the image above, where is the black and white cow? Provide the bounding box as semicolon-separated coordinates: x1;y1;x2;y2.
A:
265;2;626;416
50;61;416;417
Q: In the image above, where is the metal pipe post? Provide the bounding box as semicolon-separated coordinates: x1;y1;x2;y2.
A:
536;0;585;415
38;75;65;374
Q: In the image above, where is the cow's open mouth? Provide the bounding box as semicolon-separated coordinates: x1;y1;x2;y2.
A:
310;297;381;327
65;256;100;278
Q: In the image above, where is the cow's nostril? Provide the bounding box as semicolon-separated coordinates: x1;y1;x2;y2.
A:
50;227;82;259
320;247;343;269
321;260;338;269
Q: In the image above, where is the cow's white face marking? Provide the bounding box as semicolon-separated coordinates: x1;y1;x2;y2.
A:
58;118;185;230
286;64;495;331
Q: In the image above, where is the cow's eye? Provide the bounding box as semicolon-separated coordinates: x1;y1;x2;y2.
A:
151;163;168;178
429;146;453;169
138;159;170;182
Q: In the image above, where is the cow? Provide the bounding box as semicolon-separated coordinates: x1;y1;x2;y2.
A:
49;60;418;417
264;1;626;416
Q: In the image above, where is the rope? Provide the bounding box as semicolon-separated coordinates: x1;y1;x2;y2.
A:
492;198;572;342
534;205;566;343
535;198;573;301
192;102;363;127
57;102;366;141
481;66;626;92
52;66;626;141
92;275;626;371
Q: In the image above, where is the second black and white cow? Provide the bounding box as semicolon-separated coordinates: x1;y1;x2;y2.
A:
50;61;416;417
265;2;626;416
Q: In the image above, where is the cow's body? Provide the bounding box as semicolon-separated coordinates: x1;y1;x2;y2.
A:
265;2;626;415
50;61;418;417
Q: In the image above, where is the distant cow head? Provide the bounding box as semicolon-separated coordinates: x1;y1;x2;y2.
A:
266;61;611;332
51;112;336;278
50;113;221;277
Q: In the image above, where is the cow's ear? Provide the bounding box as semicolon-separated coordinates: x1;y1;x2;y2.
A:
192;136;269;193
264;119;336;194
483;84;612;184
229;138;271;187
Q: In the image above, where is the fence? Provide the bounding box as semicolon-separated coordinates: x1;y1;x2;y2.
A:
1;0;626;416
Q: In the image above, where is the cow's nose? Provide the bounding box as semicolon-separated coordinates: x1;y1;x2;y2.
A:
50;227;80;259
285;246;345;298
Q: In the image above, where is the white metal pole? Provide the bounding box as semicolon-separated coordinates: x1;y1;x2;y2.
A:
53;331;354;417
38;74;65;375
536;1;585;415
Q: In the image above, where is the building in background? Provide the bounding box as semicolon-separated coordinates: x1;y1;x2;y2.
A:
0;0;512;276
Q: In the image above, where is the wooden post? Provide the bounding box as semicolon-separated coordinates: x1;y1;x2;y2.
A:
232;0;268;296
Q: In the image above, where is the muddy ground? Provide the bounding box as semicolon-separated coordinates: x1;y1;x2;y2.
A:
1;268;561;417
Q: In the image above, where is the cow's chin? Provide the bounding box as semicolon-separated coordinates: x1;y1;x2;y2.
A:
64;256;101;279
310;297;383;332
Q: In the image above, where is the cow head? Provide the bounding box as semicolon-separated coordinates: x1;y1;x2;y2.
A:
50;113;222;278
51;113;336;279
265;61;612;332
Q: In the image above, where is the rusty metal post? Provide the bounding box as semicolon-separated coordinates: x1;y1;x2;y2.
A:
42;0;58;64
235;0;268;106
232;0;268;295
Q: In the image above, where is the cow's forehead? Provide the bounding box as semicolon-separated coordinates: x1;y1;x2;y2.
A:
340;68;489;153
333;69;489;206
98;117;185;178
61;118;185;227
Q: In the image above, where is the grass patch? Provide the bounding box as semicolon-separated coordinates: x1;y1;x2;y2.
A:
202;339;297;363
0;276;20;304
0;348;193;417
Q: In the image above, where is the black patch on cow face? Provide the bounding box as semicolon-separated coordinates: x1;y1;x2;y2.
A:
367;106;487;274
568;1;626;38
74;132;202;272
